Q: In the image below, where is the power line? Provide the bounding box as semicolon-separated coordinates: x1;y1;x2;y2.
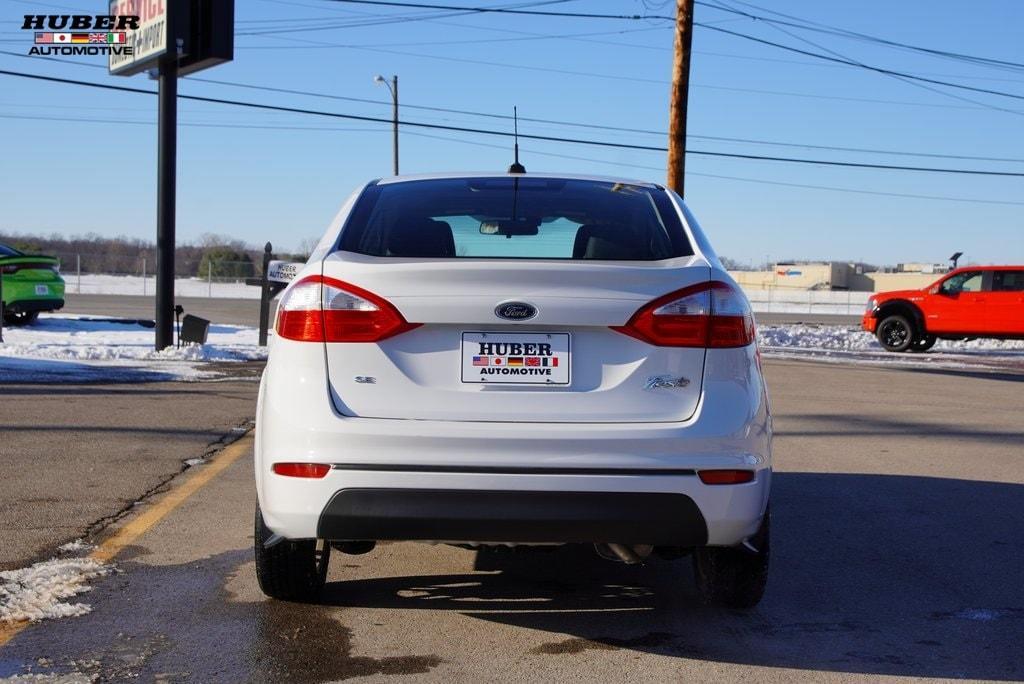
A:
237;0;579;35
399;128;1024;207
6;108;1019;207
699;0;1024;72
695;23;1024;103
3;68;1024;177
323;0;657;20
318;0;1024;102
747;13;1024;118
4;50;1022;162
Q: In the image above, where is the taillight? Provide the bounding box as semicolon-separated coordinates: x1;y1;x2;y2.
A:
272;462;331;478
612;281;755;348
698;469;755;485
275;275;419;343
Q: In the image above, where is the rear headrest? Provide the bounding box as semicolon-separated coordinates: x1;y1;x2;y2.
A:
385;218;455;258
572;224;646;260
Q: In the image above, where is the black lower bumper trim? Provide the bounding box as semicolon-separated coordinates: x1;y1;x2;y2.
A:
317;488;708;546
5;298;64;314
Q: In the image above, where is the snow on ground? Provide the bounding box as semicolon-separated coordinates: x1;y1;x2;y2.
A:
2;315;1022;381
758;324;1024;373
0;314;267;382
0;557;109;623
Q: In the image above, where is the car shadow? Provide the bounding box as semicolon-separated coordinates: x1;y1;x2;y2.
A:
318;472;1024;679
0;356;179;383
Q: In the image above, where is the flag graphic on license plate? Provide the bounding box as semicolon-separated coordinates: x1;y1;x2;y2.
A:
525;357;540;367
71;33;90;43
472;356;489;366
492;358;504;366
507;357;524;367
542;357;559;367
35;33;53;43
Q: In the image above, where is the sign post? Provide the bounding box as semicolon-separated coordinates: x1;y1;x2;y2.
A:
109;0;233;350
247;247;302;346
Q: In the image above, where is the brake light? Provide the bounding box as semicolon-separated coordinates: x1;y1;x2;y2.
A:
698;469;755;485
275;275;419;342
612;281;755;348
272;462;331;478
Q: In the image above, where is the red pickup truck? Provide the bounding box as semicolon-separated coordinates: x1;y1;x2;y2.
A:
862;266;1024;352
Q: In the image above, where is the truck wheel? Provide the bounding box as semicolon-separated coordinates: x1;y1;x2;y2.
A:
909;334;937;353
3;310;39;326
254;505;330;601
876;315;915;352
694;507;769;609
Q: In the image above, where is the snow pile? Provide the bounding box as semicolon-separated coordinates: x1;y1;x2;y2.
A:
0;314;267;381
757;324;1024;372
758;324;1024;353
57;540;94;554
0;558;109;623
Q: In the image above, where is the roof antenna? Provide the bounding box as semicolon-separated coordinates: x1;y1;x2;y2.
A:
508;106;526;174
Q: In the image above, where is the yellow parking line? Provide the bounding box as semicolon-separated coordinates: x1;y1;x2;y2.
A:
0;433;253;647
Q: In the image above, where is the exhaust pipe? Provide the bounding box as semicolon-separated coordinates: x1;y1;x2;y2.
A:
595;543;654;565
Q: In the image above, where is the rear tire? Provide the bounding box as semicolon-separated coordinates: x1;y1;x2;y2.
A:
694;507;769;609
254;505;330;601
909;334;937;353
3;310;39;326
876;314;915;352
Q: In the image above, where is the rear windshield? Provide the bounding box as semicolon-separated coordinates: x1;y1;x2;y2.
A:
338;177;693;260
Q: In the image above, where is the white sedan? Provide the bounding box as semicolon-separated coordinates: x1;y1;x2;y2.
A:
254;173;772;608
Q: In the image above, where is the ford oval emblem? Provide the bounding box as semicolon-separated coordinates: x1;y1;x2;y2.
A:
495;301;537;321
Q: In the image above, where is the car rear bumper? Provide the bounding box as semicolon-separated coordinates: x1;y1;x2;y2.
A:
255;343;771;547
318;488;709;546
3;297;64;314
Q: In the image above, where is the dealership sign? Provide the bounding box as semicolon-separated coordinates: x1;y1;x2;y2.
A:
108;0;168;75
266;261;303;284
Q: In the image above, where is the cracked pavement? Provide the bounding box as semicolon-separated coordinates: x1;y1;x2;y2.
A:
0;379;260;571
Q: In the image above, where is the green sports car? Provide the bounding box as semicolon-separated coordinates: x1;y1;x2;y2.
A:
0;242;65;325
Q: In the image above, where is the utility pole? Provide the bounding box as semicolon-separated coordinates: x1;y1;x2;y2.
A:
155;59;178;351
667;0;694;195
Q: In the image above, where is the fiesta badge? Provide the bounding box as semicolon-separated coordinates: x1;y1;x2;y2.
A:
495;301;537;321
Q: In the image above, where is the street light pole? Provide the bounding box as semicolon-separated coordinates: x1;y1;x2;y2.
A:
375;74;399;175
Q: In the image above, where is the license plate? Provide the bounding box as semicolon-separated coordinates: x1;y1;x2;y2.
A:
35;284;49;295
461;332;570;385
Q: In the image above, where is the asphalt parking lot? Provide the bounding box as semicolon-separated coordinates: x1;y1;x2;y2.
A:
1;358;1022;682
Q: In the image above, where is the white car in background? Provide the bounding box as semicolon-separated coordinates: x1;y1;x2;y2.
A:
254;173;772;608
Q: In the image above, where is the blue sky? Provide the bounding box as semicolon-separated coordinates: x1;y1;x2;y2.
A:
1;0;1022;266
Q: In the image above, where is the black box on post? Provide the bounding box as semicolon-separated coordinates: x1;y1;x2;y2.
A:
180;314;210;346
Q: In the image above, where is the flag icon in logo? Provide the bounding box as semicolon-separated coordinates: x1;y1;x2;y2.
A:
53;33;71;43
542;357;559;367
71;33;90;43
108;32;127;43
89;33;107;43
507;357;524;367
493;358;504;366
35;33;53;44
472;356;489;366
525;357;540;367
